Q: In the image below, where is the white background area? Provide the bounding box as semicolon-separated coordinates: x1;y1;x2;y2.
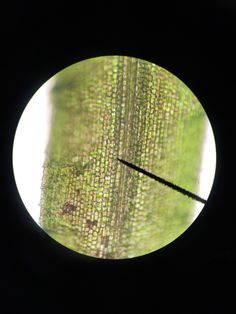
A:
12;79;54;224
193;120;216;220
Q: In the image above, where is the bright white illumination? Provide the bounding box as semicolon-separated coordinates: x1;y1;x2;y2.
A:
193;120;216;220
12;79;54;224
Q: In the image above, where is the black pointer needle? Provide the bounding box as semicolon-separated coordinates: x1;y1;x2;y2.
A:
117;158;207;204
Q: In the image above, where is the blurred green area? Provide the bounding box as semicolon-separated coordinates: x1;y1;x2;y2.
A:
40;56;206;259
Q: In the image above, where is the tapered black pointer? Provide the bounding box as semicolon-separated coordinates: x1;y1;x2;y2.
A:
117;158;207;204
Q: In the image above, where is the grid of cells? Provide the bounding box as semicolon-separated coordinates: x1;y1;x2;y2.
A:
40;56;205;259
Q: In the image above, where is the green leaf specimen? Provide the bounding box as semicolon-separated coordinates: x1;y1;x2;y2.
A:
40;56;206;259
